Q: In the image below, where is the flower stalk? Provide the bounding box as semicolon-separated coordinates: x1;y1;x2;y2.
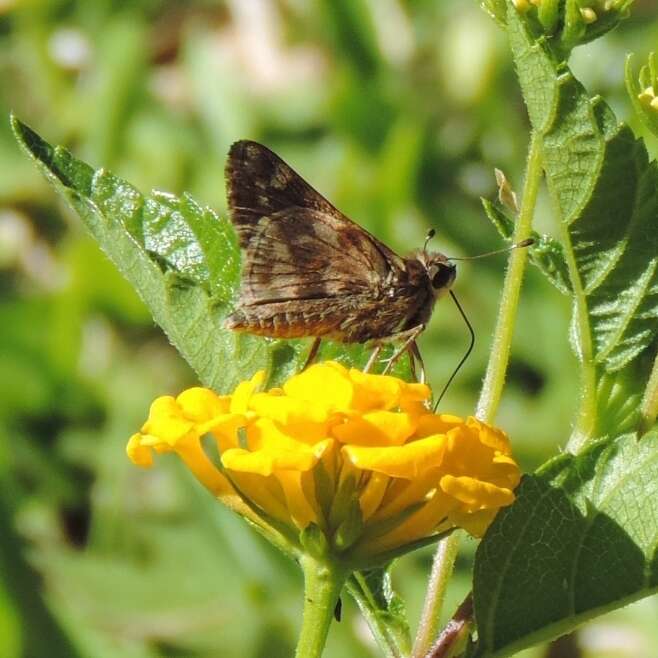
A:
418;131;542;657
476;130;542;424
412;531;462;658
295;556;347;658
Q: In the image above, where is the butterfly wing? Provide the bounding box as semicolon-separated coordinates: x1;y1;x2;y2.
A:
225;141;412;340
226;140;338;247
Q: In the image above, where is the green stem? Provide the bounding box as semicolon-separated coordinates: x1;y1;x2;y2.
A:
411;532;461;658
559;212;597;453
415;132;543;658
476;131;543;423
639;353;658;434
295;556;347;658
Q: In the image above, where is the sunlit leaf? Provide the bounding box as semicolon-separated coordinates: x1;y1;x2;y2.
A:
509;8;658;375
472;430;658;657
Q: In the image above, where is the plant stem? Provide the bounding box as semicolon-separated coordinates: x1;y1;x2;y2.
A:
295;556;346;658
425;595;474;658
560;216;597;453
476;131;543;423
412;532;461;658
639;353;658;434
416;133;543;658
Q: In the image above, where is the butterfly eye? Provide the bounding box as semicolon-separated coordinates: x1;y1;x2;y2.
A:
432;264;455;289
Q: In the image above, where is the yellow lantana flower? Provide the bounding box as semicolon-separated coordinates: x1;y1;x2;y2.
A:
127;362;520;565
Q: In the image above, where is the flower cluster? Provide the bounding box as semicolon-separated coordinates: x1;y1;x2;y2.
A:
127;362;520;564
627;52;658;139
511;0;633;54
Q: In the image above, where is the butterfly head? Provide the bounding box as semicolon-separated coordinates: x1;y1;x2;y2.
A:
417;251;457;297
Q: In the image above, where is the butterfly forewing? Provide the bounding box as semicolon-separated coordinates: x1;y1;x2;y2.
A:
224;140;420;342
226;140;338;247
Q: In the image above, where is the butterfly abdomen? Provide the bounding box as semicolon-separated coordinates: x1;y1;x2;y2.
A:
225;303;342;339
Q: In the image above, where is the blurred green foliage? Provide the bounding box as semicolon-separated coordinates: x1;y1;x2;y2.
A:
1;1;658;657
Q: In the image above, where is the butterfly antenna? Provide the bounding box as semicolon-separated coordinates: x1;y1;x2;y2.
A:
423;228;436;255
447;238;534;262
433;291;475;411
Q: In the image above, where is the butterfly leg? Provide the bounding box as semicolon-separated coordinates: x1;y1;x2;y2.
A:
303;337;322;370
381;325;425;376
364;345;382;373
410;340;426;384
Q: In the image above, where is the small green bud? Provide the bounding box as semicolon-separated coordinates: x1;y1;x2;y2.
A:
580;7;598;23
333;503;364;551
626;52;658;139
300;523;330;559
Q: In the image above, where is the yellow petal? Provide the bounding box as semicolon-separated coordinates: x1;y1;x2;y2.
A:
359;472;390;521
277;470;319;528
176;387;230;422
348;368;403;410
126;433;153;467
332;410;417;446
204;413;246;449
284;362;354;411
249;393;329;443
465;416;511;453
222;419;332;476
415;413;464;438
222;447;317;476
230;471;291;523
176;439;233;497
141;396;195;446
373;469;441;520
399;381;432;404
448;508;499;538
357;487;455;557
440;474;516;509
342;435;446;479
230;370;265;413
247;417;315;454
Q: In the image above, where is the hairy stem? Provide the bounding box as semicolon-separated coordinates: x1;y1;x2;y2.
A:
417;132;543;658
295;556;346;658
412;532;461;658
558;213;597;453
476;131;542;423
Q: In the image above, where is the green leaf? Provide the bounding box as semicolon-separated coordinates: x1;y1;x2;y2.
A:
11;115;279;392
12;117;409;392
509;8;658;378
481;198;572;294
480;0;507;25
347;568;411;658
471;430;658;657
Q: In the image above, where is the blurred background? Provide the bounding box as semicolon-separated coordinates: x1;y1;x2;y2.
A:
1;1;658;657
